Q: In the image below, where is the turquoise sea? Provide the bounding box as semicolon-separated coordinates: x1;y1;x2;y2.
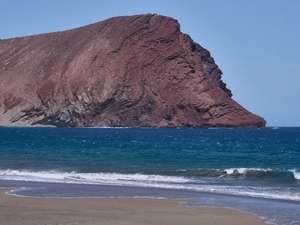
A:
0;127;299;224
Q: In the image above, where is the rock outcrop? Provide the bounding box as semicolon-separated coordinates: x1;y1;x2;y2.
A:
0;14;266;128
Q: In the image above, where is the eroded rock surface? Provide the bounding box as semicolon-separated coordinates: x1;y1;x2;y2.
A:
0;14;266;127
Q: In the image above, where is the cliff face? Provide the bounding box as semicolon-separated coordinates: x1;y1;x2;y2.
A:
0;14;266;128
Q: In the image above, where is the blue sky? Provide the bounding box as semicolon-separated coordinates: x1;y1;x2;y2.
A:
1;0;299;126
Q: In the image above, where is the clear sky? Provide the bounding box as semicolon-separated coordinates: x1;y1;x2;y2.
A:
1;0;299;126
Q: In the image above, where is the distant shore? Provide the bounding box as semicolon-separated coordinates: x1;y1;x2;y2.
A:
1;189;267;225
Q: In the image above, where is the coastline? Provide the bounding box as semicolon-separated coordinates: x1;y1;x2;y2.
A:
1;189;268;225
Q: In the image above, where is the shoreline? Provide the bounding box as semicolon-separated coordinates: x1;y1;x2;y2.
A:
1;189;268;225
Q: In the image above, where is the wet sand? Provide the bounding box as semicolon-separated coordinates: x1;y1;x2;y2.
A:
0;189;267;225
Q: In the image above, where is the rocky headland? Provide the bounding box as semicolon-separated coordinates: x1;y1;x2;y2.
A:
0;14;266;128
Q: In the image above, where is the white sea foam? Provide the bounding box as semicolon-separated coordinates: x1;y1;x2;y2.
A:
224;168;271;175
225;168;247;174
0;169;190;186
289;169;300;179
1;169;300;201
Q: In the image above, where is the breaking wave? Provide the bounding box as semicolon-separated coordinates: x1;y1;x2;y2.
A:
190;167;300;180
1;168;300;201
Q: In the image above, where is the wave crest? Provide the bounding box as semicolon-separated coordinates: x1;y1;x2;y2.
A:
193;168;298;180
1;168;300;201
289;169;300;180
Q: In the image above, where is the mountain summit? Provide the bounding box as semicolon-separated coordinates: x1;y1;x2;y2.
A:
0;14;265;127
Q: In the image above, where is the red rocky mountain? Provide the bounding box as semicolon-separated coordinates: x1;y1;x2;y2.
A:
0;14;266;127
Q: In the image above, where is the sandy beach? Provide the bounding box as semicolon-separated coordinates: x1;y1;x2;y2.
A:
0;189;268;225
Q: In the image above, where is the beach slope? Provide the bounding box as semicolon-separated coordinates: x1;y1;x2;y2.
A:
0;189;267;225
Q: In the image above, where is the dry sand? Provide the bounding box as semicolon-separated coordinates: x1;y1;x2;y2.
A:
0;189;268;225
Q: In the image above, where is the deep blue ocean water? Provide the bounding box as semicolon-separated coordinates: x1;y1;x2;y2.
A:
0;127;299;224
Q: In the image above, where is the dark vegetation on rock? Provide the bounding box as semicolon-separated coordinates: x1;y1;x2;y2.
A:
0;14;266;127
